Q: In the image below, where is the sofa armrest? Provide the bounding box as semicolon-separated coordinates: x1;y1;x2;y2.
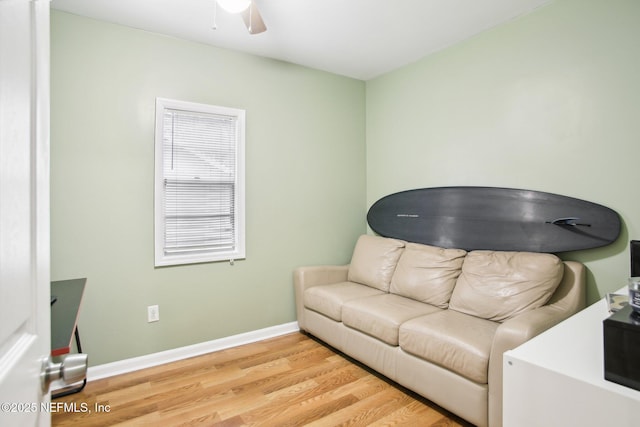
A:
487;260;586;427
293;265;349;330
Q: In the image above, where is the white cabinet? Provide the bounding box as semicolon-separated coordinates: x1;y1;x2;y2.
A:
503;296;640;427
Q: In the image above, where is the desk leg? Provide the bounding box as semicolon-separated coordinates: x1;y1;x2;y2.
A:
52;327;87;399
74;327;83;353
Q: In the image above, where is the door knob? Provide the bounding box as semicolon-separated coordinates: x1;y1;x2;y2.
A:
41;353;88;392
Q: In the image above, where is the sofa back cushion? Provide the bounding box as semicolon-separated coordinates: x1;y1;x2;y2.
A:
390;243;467;308
348;235;405;292
449;250;564;322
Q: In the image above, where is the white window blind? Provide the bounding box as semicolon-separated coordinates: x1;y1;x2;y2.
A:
155;98;245;266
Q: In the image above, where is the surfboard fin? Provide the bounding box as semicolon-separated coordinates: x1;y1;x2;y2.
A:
548;217;591;227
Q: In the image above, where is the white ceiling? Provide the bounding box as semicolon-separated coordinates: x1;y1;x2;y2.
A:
51;0;552;80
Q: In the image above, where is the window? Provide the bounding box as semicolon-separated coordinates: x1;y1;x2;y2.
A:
154;98;245;266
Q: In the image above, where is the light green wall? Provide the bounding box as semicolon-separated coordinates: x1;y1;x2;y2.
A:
51;11;366;365
366;0;640;303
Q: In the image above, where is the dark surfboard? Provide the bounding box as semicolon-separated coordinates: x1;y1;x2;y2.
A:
367;187;621;253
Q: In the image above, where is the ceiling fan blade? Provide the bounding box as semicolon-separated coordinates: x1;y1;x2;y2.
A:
241;1;266;34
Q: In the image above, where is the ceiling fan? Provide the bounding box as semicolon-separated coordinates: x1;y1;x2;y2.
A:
216;0;267;35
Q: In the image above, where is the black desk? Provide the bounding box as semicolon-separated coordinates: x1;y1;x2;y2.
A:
51;278;86;397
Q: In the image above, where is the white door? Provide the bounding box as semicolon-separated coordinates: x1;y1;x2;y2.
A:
0;0;51;426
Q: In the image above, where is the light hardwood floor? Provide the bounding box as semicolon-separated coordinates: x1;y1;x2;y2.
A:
51;332;472;426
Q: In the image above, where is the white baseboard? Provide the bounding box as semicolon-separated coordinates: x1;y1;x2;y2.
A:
87;321;300;381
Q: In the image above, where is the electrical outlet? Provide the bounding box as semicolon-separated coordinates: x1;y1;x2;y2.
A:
147;305;160;323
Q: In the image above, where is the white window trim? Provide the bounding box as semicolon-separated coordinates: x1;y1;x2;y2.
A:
154;97;245;266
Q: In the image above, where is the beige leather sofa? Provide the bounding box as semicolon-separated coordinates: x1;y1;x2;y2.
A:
294;235;586;427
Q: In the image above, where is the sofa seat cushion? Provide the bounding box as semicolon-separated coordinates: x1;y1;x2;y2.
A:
399;310;499;384
342;294;442;346
304;281;385;321
449;250;564;322
348;235;406;292
390;243;466;308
